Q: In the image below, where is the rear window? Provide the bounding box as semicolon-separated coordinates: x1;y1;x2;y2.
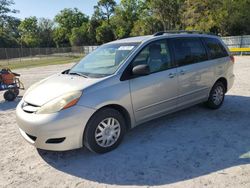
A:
171;37;207;66
203;37;229;59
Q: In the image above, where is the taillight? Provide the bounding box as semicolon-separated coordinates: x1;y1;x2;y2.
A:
230;55;235;63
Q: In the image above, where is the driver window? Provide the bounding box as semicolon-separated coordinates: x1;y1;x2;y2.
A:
132;40;172;73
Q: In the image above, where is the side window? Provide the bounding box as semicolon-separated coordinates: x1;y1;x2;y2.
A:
203;37;229;59
172;38;207;66
132;40;172;73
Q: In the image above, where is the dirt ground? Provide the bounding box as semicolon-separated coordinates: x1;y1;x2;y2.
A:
0;57;250;188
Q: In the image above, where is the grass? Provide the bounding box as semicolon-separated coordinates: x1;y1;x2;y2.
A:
0;56;82;70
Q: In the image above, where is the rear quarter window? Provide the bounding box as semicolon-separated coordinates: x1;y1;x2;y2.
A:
203;37;229;59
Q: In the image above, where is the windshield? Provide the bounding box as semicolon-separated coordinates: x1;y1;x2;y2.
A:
69;43;139;78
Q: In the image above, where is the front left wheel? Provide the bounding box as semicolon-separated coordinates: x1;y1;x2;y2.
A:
83;108;126;153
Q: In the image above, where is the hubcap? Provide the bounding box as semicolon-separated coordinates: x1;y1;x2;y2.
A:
212;86;224;105
95;117;121;148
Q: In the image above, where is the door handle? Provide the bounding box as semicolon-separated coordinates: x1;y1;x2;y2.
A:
179;70;185;75
168;73;175;78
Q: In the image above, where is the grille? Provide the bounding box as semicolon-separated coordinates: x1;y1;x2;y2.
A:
46;137;66;144
22;102;40;113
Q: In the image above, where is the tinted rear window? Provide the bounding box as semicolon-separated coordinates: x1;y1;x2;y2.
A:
203;37;229;59
172;37;207;66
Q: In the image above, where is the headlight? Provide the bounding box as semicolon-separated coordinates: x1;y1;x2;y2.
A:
36;91;82;114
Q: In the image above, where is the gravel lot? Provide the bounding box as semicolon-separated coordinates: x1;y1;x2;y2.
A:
1;57;250;188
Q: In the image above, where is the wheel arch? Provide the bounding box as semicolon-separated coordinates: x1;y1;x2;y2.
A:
215;77;228;92
85;104;132;132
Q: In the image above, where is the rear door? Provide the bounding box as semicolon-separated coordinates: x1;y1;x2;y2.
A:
129;39;178;123
202;37;231;81
170;37;213;108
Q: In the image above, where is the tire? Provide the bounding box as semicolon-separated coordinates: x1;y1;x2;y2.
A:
13;88;19;96
4;90;16;101
206;81;226;109
84;108;126;153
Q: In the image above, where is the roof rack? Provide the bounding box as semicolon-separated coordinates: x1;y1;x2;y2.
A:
153;30;217;36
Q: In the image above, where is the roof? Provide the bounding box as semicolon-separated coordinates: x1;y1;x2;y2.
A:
108;35;153;44
107;31;219;45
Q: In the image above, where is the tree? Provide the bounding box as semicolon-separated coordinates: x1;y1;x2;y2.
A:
0;0;20;47
55;8;88;32
0;30;18;47
54;8;89;46
1;17;20;47
131;17;163;36
148;0;183;31
94;0;116;24
96;22;115;43
1;0;250;48
0;0;19;31
87;18;101;44
18;17;40;47
5;17;20;37
182;0;222;32
112;0;145;38
53;27;69;47
218;0;250;36
70;23;90;46
38;18;55;47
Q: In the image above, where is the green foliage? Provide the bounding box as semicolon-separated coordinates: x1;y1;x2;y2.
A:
112;0;145;38
182;0;250;36
54;8;89;46
96;22;115;44
0;0;20;47
219;0;250;36
94;0;116;24
18;17;41;47
1;0;250;48
88;18;100;44
55;8;89;32
0;0;19;30
129;1;163;36
0;30;18;47
53;27;69;47
182;0;222;32
148;0;183;30
70;23;90;46
38;18;55;47
131;17;163;36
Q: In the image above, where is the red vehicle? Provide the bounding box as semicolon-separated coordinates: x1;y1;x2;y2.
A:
0;68;24;101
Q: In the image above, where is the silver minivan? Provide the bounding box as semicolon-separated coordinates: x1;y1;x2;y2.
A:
16;31;235;153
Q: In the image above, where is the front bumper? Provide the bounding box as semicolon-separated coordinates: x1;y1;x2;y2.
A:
16;100;95;151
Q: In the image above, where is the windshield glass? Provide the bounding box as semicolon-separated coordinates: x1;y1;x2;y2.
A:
69;43;139;78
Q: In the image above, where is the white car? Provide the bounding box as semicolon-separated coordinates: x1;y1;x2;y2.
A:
16;31;235;153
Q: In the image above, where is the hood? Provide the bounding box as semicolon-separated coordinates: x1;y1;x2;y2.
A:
24;74;102;106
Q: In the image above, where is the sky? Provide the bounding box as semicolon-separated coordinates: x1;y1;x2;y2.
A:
10;0;120;20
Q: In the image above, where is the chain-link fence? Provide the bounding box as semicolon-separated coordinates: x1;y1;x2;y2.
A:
222;35;250;48
221;35;250;55
1;35;250;64
0;46;98;64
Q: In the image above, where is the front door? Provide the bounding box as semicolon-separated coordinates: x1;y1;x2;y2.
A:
129;40;178;123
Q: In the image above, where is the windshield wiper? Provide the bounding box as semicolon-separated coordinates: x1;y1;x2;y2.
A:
69;72;88;78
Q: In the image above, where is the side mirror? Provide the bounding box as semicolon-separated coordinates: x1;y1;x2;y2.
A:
132;64;150;76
